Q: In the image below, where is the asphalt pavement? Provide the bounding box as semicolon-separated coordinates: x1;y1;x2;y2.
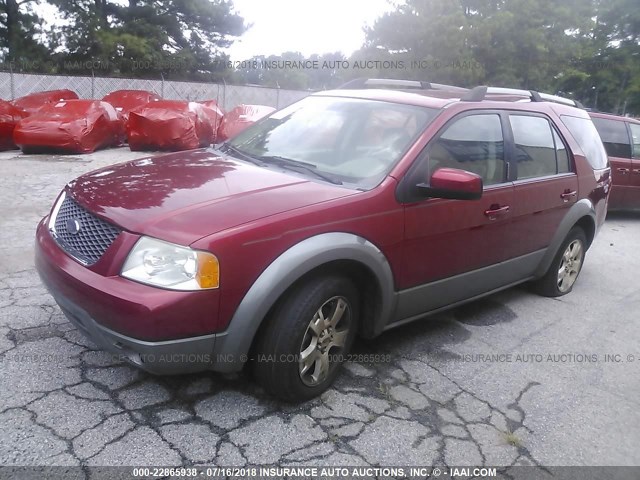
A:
1;147;638;471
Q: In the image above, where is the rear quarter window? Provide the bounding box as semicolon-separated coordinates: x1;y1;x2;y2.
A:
629;123;640;159
560;115;609;169
590;117;631;158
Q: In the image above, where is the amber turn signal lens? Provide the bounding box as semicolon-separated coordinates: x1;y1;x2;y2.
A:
196;253;219;289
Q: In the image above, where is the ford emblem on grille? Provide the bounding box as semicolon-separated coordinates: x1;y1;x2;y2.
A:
66;218;81;235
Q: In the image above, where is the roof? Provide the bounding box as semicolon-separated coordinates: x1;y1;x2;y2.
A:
313;87;589;119
316;79;589;117
312;89;455;109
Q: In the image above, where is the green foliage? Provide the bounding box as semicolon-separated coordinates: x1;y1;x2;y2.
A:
0;0;638;114
0;0;245;80
554;0;640;114
0;0;51;69
350;0;639;114
230;51;350;90
233;0;638;114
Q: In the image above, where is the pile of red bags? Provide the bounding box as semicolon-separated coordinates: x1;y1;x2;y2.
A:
127;100;215;151
199;100;225;142
0;100;29;151
13;100;125;154
217;104;275;141
3;87;280;154
102;90;161;120
13;89;79;115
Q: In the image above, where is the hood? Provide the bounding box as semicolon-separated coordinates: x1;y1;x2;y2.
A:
68;150;357;245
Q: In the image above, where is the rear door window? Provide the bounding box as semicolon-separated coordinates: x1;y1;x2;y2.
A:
509;115;558;179
591;117;632;158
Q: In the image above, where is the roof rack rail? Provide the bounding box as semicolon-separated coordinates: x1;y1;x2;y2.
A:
338;78;469;93
461;86;584;108
537;92;585;109
339;78;430;89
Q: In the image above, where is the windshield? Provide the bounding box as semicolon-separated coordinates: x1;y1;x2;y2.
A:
227;95;439;189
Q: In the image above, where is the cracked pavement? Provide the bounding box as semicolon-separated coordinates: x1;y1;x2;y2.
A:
1;148;639;469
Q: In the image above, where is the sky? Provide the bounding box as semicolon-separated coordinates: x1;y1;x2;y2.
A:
225;0;394;60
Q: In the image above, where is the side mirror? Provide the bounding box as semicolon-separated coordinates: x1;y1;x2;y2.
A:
417;168;483;200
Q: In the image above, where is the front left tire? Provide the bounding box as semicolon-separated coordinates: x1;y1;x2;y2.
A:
251;275;359;402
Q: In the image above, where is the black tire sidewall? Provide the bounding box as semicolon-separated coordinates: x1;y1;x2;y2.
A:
544;227;588;296
254;275;359;402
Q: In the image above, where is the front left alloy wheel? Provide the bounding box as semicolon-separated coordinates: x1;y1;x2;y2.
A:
252;275;359;402
298;295;352;387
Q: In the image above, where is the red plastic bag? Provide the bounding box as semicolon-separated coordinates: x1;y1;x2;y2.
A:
12;89;79;115
102;90;161;120
0;99;29;151
199;100;225;142
13;100;125;154
217;104;275;141
127;100;214;151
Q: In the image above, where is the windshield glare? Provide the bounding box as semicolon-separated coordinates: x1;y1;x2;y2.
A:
228;96;438;188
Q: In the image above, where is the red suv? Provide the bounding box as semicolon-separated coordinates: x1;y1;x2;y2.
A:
590;111;640;210
35;80;611;401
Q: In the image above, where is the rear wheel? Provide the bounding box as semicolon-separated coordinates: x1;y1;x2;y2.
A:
532;227;587;297
252;275;359;402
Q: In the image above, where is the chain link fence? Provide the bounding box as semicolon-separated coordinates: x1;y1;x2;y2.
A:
0;71;311;111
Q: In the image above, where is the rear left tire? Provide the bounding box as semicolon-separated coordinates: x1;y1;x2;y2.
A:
532;226;587;297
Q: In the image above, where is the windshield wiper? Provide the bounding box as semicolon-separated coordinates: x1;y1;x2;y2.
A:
258;155;343;185
217;143;264;166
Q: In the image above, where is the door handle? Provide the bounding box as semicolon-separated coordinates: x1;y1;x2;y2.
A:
633;169;640;175
560;190;577;202
617;168;629;175
484;205;510;220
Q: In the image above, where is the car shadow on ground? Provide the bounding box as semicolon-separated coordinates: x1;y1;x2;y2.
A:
605;211;640;222
127;285;531;407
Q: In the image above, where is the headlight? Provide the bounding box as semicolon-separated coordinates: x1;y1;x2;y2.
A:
121;236;219;290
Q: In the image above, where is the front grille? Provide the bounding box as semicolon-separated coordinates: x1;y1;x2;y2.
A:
52;195;120;265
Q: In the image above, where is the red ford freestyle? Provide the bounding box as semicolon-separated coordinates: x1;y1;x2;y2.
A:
36;79;611;401
590;111;640;210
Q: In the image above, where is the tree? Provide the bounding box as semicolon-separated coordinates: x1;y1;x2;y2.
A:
232;52;310;89
356;0;482;85
555;0;640;113
0;0;51;68
357;0;639;114
358;0;595;89
231;52;351;90
49;0;246;79
307;52;350;90
462;0;594;89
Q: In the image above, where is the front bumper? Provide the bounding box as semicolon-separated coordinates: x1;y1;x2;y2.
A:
35;217;234;375
55;288;220;375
